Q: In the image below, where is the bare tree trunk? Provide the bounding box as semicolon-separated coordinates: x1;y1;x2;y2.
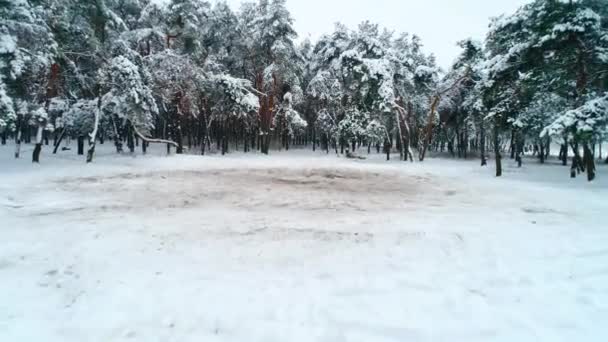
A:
53;129;66;154
14;116;22;159
77;136;85;155
480;122;487;166
127;124;135;153
86;105;101;163
583;143;596;182
32;122;44;163
561;138;568;166
570;142;584;178
385;139;391;161
112;117;123;153
515;132;523;168
539;140;545;164
494;120;502;177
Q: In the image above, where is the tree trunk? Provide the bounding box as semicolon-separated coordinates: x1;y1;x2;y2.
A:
583;143;595;182
494;120;502;177
480;123;487;166
385;140;391;161
562;139;568;166
86;105;101;163
539;140;545;164
570;142;584;178
14;116;22;159
312;127;316;152
112;118;123;153
32;123;44;163
515;132;523;168
53;129;66;154
510;130;516;159
463;129;468;159
77;136;85;155
127;125;135;153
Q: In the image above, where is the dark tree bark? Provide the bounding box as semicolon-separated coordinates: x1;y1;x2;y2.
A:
32;113;45;162
53;129;66;154
312;127;316;152
510;130;516;160
384;140;391;161
32;144;42;163
494;121;502;177
570;143;584;178
561;138;568;166
515;133;524;168
583;143;595;182
14;115;22;159
463;129;468;159
112;118;123;153
539;141;545;164
127;126;135;153
77;136;85;155
480;123;487;166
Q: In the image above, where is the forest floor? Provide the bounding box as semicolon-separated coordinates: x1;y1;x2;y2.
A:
1;143;608;342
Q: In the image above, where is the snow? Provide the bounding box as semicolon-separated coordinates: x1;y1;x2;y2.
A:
0;34;17;54
1;144;608;342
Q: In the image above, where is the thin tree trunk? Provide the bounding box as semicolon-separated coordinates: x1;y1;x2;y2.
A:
539;140;545;164
570;142;584;178
515;132;523;168
583;143;595;182
53;129;66;154
77;136;85;155
32;123;44;163
494;120;502;177
14;116;22;159
562;138;568;166
480;122;487;166
86;105;101;163
127;124;135;153
112;118;123;153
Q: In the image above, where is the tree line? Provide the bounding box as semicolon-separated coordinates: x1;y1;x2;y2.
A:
1;0;607;180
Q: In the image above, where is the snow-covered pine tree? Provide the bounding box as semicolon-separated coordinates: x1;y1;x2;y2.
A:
98;55;158;160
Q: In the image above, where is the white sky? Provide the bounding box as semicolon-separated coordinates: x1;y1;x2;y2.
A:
153;0;532;69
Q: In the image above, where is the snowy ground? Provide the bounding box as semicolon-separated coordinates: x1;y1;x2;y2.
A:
1;144;608;342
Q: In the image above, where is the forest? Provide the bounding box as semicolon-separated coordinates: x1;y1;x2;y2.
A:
1;0;607;181
3;1;608;340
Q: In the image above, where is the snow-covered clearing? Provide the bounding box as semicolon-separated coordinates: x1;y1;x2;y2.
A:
1;145;608;342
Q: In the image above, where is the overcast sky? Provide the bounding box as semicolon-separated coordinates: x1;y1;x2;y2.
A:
154;0;531;69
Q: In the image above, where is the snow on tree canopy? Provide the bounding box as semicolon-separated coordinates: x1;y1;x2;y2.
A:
64;99;98;136
542;94;608;141
99;56;158;134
